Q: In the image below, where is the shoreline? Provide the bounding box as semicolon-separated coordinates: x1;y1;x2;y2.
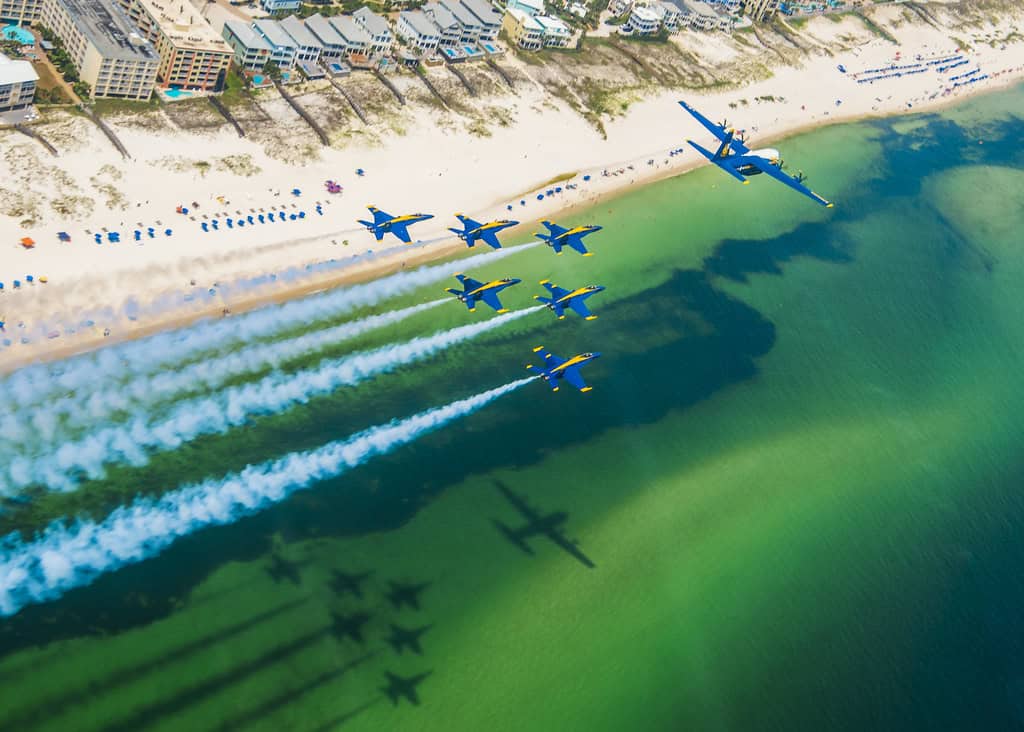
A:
2;5;1024;374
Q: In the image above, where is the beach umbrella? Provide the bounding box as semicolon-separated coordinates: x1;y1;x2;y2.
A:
247;215;254;224
258;214;265;223
583;175;591;181
0;282;4;290
39;276;47;283
227;219;234;228
13;280;20;288
536;194;544;201
26;275;33;283
201;222;209;232
299;212;306;219
20;237;35;249
165;229;172;236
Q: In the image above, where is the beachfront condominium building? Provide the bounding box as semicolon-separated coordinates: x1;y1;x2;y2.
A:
303;13;346;60
533;14;569;46
221;18;270;70
502;7;541;49
504;0;543;16
1;0;42;24
260;0;298;13
459;0;501;41
327;15;371;58
115;0;232;91
252;18;297;68
278;15;322;62
670;0;733;29
423;2;460;48
0;51;37;111
743;0;778;20
438;0;478;44
352;7;392;57
39;0;159;99
396;9;440;54
625;2;661;34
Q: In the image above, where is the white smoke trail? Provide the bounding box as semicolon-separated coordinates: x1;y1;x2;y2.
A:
0;299;448;452
0;242;537;413
2;308;541;494
0;378;533;618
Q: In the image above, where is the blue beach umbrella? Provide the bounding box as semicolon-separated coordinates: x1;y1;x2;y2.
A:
583;174;591;181
165;229;172;236
201;222;209;232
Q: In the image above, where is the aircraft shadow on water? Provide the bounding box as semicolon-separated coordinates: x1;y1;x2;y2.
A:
7;109;1018;659
380;669;433;706
265;553;303;586
330;569;374;599
491;480;595;569
386;580;432;612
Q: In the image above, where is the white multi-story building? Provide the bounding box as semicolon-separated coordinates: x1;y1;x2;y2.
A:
626;2;661;33
221;19;271;70
459;0;502;41
505;0;543;16
534;14;570;46
0;51;37;111
279;14;322;62
353;7;393;56
424;1;461;47
396;9;441;54
328;15;371;57
252;18;297;68
303;13;347;60
260;0;298;14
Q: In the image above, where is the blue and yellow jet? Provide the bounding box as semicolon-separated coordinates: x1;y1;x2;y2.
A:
448;214;519;249
679;101;834;208
534;280;605;320
526;346;601;392
535;220;602;256
446;273;521;313
359;205;435;243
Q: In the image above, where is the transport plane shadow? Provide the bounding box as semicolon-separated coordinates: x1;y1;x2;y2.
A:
491;480;595;569
330;569;374;599
380;669;433;706
386;581;432;611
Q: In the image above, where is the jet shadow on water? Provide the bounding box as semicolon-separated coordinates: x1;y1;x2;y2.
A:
3;109;1014;660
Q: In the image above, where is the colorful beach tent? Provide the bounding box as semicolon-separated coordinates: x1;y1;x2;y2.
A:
19;237;35;249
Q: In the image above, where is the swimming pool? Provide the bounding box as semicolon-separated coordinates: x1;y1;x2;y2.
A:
462;44;483;57
163;88;194;99
482;43;498;54
2;24;34;44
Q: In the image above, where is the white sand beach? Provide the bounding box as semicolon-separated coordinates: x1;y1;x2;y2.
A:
2;0;1023;371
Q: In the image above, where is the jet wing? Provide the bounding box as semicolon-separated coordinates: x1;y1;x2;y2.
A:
566;235;590;256
678;101;750;155
543;351;567;369
390;222;413;243
562;366;588;391
739;157;833;207
460;215;482;231
479;290;507;312
458;275;485;291
543;529;596;569
372;208;393;225
479;230;502;249
544;282;571;299
567;298;594;319
542;220;568;237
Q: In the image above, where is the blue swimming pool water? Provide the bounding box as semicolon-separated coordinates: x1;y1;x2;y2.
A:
2;24;34;44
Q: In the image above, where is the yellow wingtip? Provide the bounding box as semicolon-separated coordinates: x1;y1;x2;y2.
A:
585;315;598;320
539;279;550;285
583;252;594;257
826;202;835;208
742;180;750;185
553;387;560;392
580;387;593;393
468;308;476;312
533;346;545;352
497;308;509;314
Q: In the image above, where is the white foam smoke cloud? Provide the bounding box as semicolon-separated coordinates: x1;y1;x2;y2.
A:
0;378;533;617
2;308;540;494
0;299;448;452
0;242;536;414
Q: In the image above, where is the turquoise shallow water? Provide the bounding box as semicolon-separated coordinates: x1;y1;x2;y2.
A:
1;86;1024;730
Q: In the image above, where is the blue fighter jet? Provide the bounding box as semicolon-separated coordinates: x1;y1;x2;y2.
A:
448;214;519;249
526;346;601;392
534;280;605;320
358;205;434;243
679;101;834;207
534;220;602;256
446;273;521;313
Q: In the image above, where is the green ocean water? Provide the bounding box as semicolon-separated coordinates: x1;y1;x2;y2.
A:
2;86;1024;731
